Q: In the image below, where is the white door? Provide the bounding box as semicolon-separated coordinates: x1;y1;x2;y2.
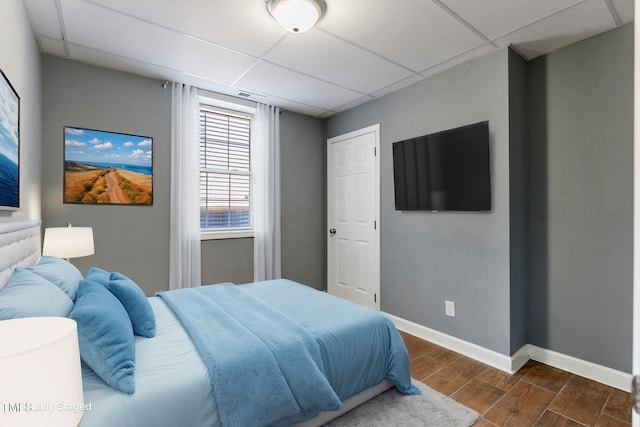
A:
327;124;380;310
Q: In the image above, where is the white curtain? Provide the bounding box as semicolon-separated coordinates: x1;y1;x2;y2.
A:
169;83;201;290
253;104;281;281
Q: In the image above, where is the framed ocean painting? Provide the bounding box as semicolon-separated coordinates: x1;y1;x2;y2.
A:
0;70;20;210
64;126;153;205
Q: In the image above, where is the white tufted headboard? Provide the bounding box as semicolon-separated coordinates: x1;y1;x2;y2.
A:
0;220;41;290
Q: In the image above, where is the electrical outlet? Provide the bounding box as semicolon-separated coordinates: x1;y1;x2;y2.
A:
445;300;456;317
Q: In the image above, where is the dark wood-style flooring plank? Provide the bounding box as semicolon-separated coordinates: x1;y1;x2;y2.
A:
533;410;585;427
451;378;506;414
477;361;535;392
473;418;499;426
409;355;441;382
422;355;488;396
548;375;612;426
399;331;632;427
521;362;572;393
483;381;556;427
595;414;631;427
400;331;441;359
602;388;633;423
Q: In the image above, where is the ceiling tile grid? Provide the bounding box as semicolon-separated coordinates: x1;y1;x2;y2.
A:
24;0;63;40
264;29;416;95
235;60;363;110
439;0;585;41
23;0;634;117
316;0;489;72
85;0;287;57
492;0;619;59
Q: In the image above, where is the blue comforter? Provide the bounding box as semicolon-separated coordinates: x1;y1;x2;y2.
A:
157;283;342;427
242;280;420;399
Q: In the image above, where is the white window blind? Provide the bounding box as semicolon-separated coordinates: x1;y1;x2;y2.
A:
199;108;252;231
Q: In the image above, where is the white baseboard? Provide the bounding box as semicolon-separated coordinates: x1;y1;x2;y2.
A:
384;312;632;392
384;312;522;374
528;345;632;392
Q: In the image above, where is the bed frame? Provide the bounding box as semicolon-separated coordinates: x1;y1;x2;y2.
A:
0;220;41;290
294;379;393;427
0;219;393;426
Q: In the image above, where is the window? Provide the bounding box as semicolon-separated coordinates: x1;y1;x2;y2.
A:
199;107;253;237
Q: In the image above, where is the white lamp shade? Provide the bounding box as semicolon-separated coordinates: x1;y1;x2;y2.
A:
269;0;323;33
43;227;95;259
0;317;84;427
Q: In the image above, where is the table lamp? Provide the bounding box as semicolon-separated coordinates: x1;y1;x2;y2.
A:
42;224;95;261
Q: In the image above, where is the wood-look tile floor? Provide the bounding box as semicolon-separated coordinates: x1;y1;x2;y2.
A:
400;331;633;427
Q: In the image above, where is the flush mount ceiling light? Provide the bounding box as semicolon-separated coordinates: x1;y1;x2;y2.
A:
268;0;325;33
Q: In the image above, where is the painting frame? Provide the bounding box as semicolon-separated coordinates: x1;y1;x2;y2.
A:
64;126;153;205
0;69;20;211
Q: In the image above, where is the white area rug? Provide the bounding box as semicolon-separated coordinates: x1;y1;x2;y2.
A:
324;381;479;427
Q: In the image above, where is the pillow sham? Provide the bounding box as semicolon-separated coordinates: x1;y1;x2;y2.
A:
0;268;74;320
86;266;110;286
107;272;156;338
69;279;136;394
26;256;83;301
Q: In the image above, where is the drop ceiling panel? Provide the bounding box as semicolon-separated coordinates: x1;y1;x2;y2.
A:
40;36;67;56
24;0;63;39
419;43;497;78
85;0;286;57
440;0;584;40
611;0;635;23
235;61;362;110
317;0;486;72
224;88;329;117
369;74;426;99
68;43;232;96
62;0;258;85
333;95;376;114
264;29;415;94
69;43;179;81
494;0;617;59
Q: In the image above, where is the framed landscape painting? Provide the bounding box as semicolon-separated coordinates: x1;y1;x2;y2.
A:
0;70;20;210
64;126;153;205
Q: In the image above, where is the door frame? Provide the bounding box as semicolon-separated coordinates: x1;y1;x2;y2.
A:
633;4;639;425
327;124;381;310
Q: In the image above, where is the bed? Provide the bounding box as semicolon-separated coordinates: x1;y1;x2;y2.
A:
0;220;418;427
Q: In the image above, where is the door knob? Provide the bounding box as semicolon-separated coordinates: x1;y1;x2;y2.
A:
329;228;336;235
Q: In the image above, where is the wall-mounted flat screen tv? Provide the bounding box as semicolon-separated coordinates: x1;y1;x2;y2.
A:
392;121;491;212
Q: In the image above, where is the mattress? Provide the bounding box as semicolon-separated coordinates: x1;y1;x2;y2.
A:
80;297;217;427
80;279;414;427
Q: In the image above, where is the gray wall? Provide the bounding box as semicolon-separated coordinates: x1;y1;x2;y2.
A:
327;48;517;355
41;56;327;294
201;238;254;285
527;24;633;372
508;50;528;354
41;56;172;296
326;24;633;370
1;0;42;222
280;111;326;290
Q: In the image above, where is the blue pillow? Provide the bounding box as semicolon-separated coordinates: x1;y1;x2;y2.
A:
108;272;156;338
26;256;83;301
69;279;135;394
86;266;110;286
0;268;74;320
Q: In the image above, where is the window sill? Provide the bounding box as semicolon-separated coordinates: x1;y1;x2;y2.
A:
201;230;254;240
